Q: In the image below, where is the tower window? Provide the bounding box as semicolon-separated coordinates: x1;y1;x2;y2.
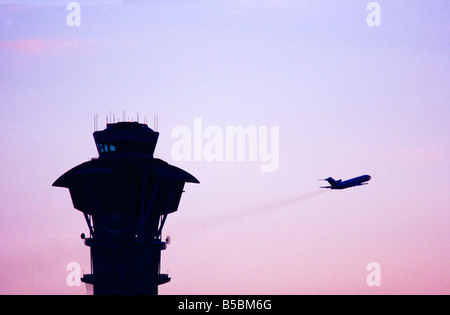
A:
99;144;115;153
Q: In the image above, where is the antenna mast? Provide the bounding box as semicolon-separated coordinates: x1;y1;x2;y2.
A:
154;114;158;131
94;114;98;131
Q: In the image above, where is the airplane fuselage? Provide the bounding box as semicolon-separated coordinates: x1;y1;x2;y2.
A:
321;175;371;189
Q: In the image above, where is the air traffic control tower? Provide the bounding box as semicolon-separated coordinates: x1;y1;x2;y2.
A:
53;121;199;295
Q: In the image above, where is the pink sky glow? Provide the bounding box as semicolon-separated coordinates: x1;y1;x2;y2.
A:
0;1;448;295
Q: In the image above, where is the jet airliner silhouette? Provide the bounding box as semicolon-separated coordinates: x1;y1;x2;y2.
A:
319;175;371;190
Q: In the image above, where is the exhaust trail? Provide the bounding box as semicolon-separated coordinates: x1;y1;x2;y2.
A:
246;190;327;217
171;190;327;235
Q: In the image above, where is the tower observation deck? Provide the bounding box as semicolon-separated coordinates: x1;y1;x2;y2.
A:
53;121;199;295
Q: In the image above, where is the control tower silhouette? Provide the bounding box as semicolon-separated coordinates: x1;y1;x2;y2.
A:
53;121;199;295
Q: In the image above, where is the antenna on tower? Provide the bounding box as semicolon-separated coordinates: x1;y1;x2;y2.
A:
154;114;158;131
94;114;98;131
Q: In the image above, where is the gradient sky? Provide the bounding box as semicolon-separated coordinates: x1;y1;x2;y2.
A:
0;0;449;294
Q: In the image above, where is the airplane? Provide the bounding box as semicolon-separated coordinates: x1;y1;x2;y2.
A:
319;175;371;190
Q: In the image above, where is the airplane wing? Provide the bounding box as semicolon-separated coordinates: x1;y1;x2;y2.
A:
319;186;331;189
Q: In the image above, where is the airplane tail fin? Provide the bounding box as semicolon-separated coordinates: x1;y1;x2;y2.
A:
323;177;338;186
318;177;341;188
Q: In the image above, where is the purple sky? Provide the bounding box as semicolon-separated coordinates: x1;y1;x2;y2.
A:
0;1;449;294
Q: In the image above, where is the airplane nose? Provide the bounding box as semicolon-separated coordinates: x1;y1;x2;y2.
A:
368;176;372;180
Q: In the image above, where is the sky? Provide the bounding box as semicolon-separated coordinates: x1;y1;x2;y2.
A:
0;0;449;294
